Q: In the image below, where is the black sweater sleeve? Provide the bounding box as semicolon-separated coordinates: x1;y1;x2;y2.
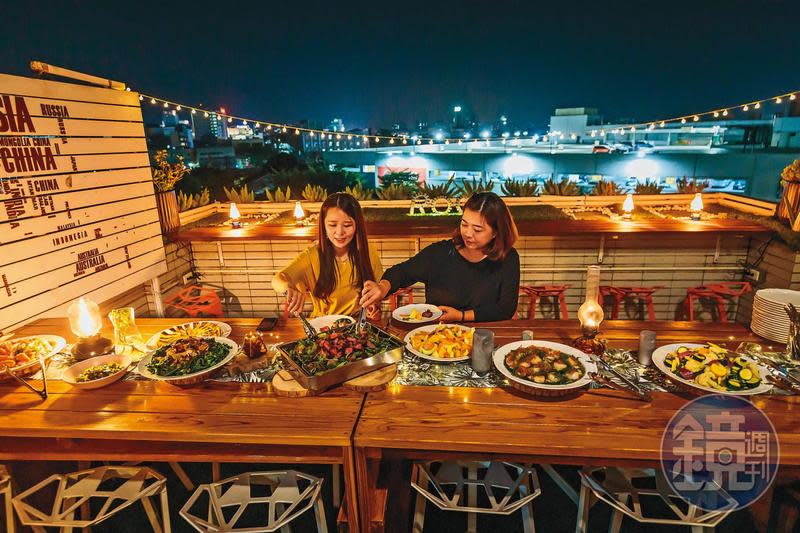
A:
472;249;520;322
381;242;439;293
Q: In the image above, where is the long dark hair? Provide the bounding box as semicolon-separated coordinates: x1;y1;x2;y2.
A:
314;192;375;301
452;191;518;261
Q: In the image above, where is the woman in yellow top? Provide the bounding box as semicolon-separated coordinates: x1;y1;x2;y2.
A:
271;192;382;318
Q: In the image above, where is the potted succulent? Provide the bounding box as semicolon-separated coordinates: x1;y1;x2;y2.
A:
151;150;189;237
778;159;800;230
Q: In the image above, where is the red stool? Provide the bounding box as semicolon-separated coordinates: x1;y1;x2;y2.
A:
389;286;415;311
600;286;663;321
164;285;223;318
684;281;752;322
520;285;570;320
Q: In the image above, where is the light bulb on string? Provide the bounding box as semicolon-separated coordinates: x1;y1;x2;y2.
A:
791;94;797;101
204;112;209;117
693;115;699;122
681;118;687;124
713;111;719;118
348;135;352;140
281;127;286;133
458;139;463;144
776;97;783;103
309;131;314;137
754;102;761;109
191;109;196;114
722;109;729;116
176;105;182;111
743;104;750;111
336;133;341;139
445;139;450;144
429;139;434;145
402;138;407;144
163;102;169;108
150;98;156;104
227;117;232;123
138;95;143;101
389;138;395;144
659;121;665;128
295;129;300;135
374;137;379;142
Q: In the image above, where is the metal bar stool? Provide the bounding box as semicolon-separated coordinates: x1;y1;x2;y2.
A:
12;465;170;533
1;465;14;533
411;460;540;533
600;286;663;321
180;470;327;533
576;466;735;533
520;285;570;319
684;282;751;321
389;286;415;311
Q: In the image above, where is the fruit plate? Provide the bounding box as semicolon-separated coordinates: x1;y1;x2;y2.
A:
493;340;597;393
404;324;473;363
0;335;67;381
62;353;132;390
652;343;773;396
137;337;239;386
392;304;443;324
146;321;232;349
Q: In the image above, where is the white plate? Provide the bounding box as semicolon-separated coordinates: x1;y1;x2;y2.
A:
62;353;131;389
652;343;773;396
392;304;443;324
404;324;473;362
308;314;354;331
493;340;597;391
138;337;239;383
1;335;67;375
147;321;232;349
755;289;800;305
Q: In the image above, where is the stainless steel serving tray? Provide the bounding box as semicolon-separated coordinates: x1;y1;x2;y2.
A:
276;322;404;391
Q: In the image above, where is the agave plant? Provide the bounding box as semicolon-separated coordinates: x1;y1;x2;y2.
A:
676;177;709;194
376;183;414;200
224;184;255;203
302;184;328;202
344;182;374;201
458;177;494;197
265;186;292;202
634;179;665;195
420;175;458;198
541;177;581;196
591;179;623;196
501;179;540;197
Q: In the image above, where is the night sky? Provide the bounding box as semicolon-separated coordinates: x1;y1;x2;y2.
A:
1;0;798;129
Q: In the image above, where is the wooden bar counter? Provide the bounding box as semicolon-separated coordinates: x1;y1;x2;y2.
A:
0;318;364;532
356;319;800;532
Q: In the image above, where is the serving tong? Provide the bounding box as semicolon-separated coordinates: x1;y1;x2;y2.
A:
590;356;651;401
754;355;800;392
2;360;49;400
293;312;318;339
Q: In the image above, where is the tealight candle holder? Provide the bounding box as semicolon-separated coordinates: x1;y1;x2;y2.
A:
67;297;113;360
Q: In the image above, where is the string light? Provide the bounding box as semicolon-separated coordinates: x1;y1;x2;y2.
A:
295;129;300;135
135;87;800;149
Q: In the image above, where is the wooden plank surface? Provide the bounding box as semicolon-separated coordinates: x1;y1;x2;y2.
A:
0;318;364;448
177;217;771;242
356;319;799;464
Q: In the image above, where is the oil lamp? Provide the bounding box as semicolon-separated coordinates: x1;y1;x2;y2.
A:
622;193;634;220
229;202;241;228
573;266;606;355
67;297;113;360
294;201;306;226
690;193;703;221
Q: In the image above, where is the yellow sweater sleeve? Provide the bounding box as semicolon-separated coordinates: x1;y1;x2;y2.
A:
280;246;317;292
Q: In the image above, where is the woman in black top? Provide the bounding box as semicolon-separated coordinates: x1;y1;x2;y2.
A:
360;192;520;322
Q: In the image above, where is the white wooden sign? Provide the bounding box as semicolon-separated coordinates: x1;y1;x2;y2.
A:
0;73;167;331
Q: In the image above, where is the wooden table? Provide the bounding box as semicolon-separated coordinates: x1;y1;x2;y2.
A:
0;318;364;532
355;319;800;532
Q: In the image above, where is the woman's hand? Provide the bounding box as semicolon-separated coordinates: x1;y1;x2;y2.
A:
285;287;306;315
360;280;390;308
437;305;464;323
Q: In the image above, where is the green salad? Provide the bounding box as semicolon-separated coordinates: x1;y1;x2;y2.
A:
146;337;230;376
288;328;397;376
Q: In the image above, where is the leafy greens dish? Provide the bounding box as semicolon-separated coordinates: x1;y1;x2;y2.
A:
286;328;398;376
145;337;232;377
